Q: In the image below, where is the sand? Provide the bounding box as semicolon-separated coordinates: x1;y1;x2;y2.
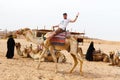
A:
0;39;120;80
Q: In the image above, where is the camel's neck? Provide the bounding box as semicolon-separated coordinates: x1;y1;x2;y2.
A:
70;37;78;53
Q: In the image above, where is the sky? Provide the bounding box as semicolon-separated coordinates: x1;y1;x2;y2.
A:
0;0;120;41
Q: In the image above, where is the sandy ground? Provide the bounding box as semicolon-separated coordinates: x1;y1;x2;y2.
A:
0;39;120;80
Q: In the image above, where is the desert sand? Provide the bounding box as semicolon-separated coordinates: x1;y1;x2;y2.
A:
0;39;120;80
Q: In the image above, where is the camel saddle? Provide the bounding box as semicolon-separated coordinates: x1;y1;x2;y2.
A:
51;31;71;46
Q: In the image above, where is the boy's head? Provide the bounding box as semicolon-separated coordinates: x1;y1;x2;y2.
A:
63;13;67;19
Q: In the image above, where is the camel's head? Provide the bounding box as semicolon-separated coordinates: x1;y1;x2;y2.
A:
16;28;30;35
109;51;115;59
15;42;21;49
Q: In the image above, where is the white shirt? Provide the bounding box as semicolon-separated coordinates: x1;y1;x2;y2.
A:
59;19;70;30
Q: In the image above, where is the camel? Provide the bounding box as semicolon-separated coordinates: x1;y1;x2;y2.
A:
109;51;120;66
92;50;110;62
27;44;43;60
37;33;83;75
15;42;66;62
16;28;83;75
15;42;30;57
16;42;40;58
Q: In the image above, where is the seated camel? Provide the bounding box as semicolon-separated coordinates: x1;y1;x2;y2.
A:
15;42;66;63
93;50;110;62
15;43;31;57
109;51;120;67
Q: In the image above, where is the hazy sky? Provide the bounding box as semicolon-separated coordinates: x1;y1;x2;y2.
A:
0;0;120;41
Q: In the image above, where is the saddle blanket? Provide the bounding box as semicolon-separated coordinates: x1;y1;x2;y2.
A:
51;32;70;46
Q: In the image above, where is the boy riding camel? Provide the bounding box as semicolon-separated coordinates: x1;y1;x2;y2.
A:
47;12;79;39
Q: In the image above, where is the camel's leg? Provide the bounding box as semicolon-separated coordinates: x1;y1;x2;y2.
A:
69;54;78;73
37;48;46;69
78;47;84;59
49;46;58;73
75;53;83;75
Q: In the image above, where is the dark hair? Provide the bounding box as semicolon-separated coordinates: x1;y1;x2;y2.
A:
63;13;67;15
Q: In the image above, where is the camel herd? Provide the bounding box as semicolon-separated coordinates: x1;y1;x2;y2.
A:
15;42;66;63
15;28;120;75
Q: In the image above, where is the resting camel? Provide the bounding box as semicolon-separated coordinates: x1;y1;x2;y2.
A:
15;42;30;57
109;51;120;66
93;50;110;62
16;28;83;75
15;42;42;59
37;33;83;75
15;42;67;63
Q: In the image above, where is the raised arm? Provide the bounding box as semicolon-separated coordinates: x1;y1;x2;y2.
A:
69;12;79;23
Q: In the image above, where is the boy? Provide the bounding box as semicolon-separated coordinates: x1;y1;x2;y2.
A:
48;12;79;39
